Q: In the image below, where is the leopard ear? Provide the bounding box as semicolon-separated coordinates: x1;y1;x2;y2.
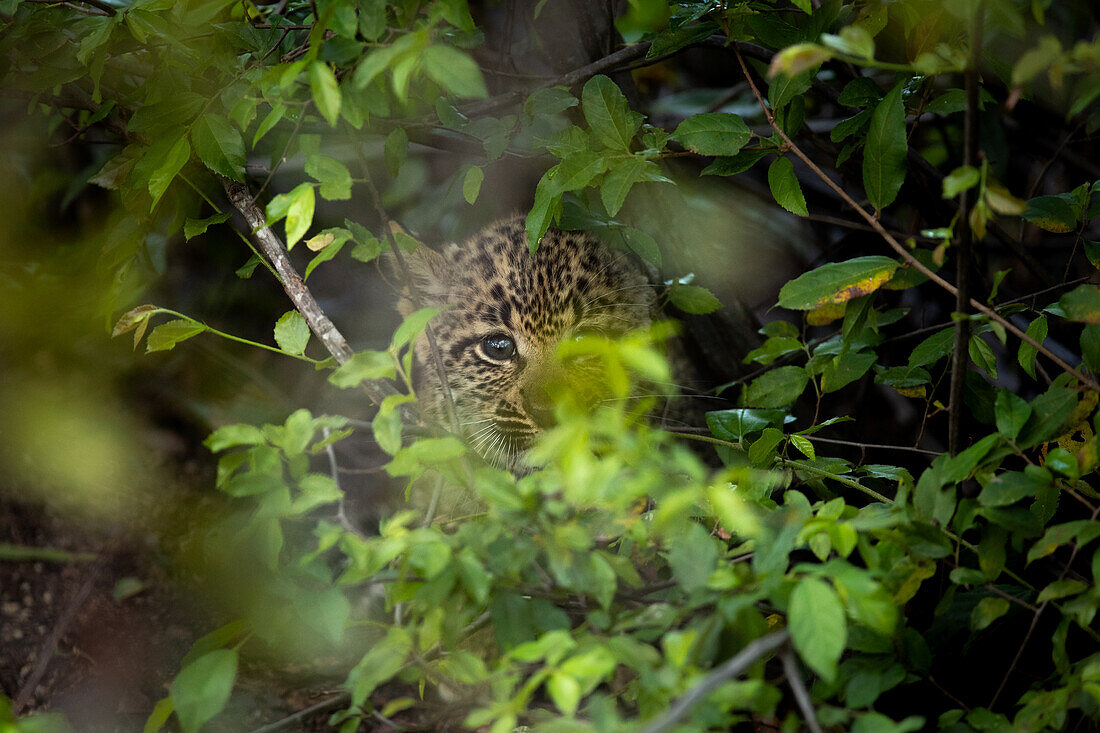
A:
385;243;454;316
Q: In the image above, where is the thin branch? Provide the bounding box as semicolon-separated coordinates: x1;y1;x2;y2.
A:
248;694;351;733
804;434;939;456
781;649;824;733
638;630;790;733
731;48;1100;395
949;2;984;455
359;164;460;434
24;0;115;15
219;177;415;420
15;559;104;712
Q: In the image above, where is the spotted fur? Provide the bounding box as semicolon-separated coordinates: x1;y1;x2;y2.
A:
393;215;657;469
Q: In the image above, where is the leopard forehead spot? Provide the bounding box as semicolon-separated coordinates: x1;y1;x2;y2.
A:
398;214;657;470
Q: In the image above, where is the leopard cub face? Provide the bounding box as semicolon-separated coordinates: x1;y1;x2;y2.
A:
393;215;656;470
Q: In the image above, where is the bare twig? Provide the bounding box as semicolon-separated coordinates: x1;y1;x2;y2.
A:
24;0;115;15
731;48;1100;395
359;163;460;434
248;694;350;733
949;2;984;455
781;649;824;733
638;630;790;733
15;559;104;712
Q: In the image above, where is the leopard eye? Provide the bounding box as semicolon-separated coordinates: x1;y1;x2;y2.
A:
477;334;517;362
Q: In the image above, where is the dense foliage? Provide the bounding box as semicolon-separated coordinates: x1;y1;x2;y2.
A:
3;0;1100;731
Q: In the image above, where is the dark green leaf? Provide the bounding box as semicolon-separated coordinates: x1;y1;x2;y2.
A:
706;409;792;441
191;114;246;182
671;112;751;156
701;148;770;176
582;75;642;151
994;389;1031;441
768;156;808;216
1059;284;1100;323
1018;316;1047;378
909;328;954;368
863;81;907;210
668;283;721;314
184;212;231;241
821;350;876;393
979;470;1047;507
1022;195;1079;233
744;366;808;408
148;138;191;210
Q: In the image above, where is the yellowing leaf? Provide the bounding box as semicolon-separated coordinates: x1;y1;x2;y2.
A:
807;302;846;325
779;256;899;311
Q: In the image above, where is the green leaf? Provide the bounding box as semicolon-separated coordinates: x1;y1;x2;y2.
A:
191;114;245;182
421;44;489;98
253;103;286;147
942;165;980;199
1037;579;1088;603
170;649;237;733
821;350;876;393
285;183;316;248
790;434;815;460
706;408;791;441
1018;316;1047;378
600;157;667;216
547;671;581;716
1022;195;1079;233
667;522;718;593
204;424;266;452
668;283;721;314
148;138;191;210
779;256;899;311
146;319;206;353
582;75;642;151
968;335;997;379
863;81;908;210
978;470;1048;507
994;390;1031;441
329;349;395;388
768;156;809;216
184;212;231;241
305;154;353;201
1017;385;1077;448
310;61;341;127
392;307;440;351
671;112;751;156
701;148;770;176
748;427;785;466
768;70;813;111
525;175;561;249
274;310;310;355
145;697;174;733
789;577;846;683
971;596;1009;631
463;166;484;204
385;127;408;178
1081;324;1100;373
1059;284;1100;323
744;366;808;408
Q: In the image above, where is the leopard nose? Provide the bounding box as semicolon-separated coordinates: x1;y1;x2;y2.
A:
521;384;556;429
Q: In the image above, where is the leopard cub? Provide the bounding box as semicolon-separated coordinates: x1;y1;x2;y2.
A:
393;215;658;470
